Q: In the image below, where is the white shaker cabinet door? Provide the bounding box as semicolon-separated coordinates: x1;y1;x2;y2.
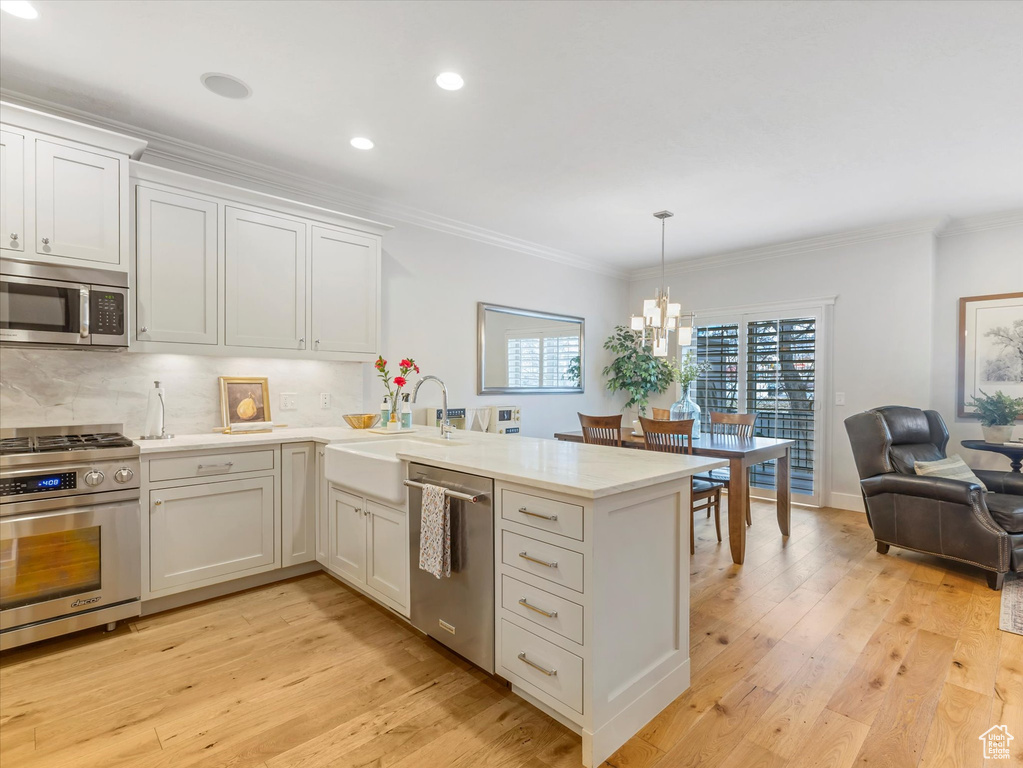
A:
149;476;277;594
35;140;120;264
328;487;367;583
0;130;25;254
281;442;316;567
136;186;218;344
315;448;329;566
225;206;306;350
365;501;407;611
310;226;379;353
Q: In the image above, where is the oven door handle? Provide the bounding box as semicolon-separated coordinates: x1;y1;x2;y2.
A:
79;287;90;338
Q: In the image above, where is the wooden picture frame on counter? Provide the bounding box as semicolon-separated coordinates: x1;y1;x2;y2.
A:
957;291;1023;418
219;376;272;433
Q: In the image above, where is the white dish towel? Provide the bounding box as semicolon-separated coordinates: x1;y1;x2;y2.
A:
419;483;451;578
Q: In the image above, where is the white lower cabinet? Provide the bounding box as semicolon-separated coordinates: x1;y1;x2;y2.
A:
327;487;367;582
149;475;278;594
282;443;316;566
365;501;407;606
326;486;408;615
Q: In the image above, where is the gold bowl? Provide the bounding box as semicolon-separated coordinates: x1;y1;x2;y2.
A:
343;413;381;429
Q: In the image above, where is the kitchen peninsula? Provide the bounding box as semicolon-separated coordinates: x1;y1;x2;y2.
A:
135;426;723;767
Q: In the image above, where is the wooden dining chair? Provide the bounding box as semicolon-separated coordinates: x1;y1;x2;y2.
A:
578;413;623;447
695;411;757;526
651;407;671;420
638;416;723;555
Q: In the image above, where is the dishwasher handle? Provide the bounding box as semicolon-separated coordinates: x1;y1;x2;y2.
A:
404;478;486;504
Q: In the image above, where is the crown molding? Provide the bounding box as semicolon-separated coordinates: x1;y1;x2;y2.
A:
938;209;1023;237
628;216;948;281
0;89;627;280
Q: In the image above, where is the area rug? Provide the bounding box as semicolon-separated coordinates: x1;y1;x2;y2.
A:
1000;572;1023;635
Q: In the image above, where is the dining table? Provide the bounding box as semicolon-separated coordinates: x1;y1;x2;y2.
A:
554;428;795;564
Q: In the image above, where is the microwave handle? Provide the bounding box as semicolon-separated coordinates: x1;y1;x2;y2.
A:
79;287;90;338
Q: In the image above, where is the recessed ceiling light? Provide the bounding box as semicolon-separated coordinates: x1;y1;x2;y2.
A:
435;72;464;91
350;137;375;150
200;73;252;99
0;1;39;19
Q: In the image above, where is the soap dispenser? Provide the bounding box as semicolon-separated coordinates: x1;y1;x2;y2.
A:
401;393;412;429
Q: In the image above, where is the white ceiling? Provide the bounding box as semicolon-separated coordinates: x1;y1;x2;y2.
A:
2;0;1021;271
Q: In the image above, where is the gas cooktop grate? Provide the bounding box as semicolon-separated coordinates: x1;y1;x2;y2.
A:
0;433;134;456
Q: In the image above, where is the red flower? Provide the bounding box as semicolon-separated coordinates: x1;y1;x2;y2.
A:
393;376;406;387
400;359;411;368
414;365;420;374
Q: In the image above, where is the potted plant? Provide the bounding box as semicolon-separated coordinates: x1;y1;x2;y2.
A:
602;326;678;432
969;389;1023;443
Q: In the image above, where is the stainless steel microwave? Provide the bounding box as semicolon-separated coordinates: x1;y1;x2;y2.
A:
0;260;128;349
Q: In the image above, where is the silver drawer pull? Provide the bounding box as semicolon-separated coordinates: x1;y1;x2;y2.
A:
519;551;557;569
517;652;557;677
519;507;558;522
197;462;234;471
518;598;558;618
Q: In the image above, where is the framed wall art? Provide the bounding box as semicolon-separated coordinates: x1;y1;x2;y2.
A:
957;292;1023;418
219;376;272;432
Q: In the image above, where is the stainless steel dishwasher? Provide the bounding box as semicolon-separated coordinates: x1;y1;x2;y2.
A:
407;462;494;673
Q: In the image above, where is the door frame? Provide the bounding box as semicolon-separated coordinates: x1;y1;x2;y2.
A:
686;296;834;508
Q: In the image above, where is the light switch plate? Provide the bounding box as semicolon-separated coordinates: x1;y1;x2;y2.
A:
835;392;846;406
280;393;298;411
320;393;331;409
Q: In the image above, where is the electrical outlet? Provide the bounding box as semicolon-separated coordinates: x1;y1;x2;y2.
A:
280;393;298;411
835;392;846;406
320;393;331;409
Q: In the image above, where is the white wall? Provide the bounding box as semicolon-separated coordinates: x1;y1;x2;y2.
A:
631;230;936;509
374;223;625;437
629;216;1023;510
931;222;1023;470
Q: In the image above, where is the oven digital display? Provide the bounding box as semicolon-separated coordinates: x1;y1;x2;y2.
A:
0;472;77;496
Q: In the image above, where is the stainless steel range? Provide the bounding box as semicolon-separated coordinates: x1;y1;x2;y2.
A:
0;424;141;650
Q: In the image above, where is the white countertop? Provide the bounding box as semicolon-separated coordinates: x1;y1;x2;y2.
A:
138;426;725;499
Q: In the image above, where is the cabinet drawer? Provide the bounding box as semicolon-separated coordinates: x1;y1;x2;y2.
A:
502;531;583;593
149;449;275;482
502;574;583;645
500;619;583;713
502;489;583;541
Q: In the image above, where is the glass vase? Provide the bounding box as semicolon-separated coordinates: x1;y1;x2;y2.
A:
670;386;701;440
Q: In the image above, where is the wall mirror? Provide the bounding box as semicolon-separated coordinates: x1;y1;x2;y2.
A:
477;303;584;394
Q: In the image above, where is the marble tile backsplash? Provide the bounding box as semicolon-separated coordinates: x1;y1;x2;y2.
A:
0;348;367;437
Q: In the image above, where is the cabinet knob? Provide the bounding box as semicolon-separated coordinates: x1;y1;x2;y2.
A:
140;326;149;334
9;233;17;241
299;338;305;349
315;339;320;347
153;499;163;506
41;237;50;245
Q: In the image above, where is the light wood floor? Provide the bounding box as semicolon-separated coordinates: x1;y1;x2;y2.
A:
1;500;1020;768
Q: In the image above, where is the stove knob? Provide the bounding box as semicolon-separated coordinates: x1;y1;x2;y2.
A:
114;467;134;484
84;470;105;487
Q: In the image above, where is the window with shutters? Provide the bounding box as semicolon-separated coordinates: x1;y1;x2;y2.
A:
690;310;821;502
507;331;580;388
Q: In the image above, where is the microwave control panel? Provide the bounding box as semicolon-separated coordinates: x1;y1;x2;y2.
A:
90;291;124;335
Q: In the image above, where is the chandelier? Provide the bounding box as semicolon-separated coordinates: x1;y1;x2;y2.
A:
631;210;694;357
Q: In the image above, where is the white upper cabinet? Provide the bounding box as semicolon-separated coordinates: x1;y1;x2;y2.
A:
310;226;379;353
136;185;218;344
129;162;389;361
35;140;121;264
225;207;307;350
0;101;146;272
0;130;25;254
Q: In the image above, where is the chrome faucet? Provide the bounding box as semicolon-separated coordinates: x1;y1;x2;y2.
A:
412;375;453;439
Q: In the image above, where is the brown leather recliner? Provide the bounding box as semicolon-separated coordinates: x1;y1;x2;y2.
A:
845;405;1023;590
